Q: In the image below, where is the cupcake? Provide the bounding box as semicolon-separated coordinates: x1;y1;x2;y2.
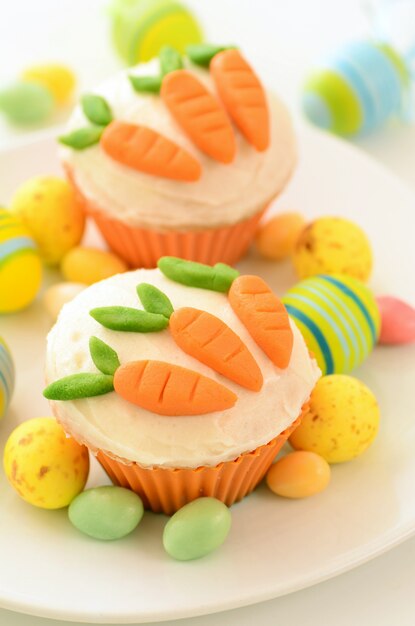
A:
59;45;296;268
44;258;319;514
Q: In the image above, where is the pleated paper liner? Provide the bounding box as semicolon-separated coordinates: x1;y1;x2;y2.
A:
96;405;309;516
88;205;266;268
64;163;267;268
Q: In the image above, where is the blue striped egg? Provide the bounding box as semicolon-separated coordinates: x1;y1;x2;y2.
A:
302;40;411;136
0;336;15;420
282;274;380;375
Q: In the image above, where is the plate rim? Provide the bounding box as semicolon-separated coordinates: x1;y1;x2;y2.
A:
1;124;415;624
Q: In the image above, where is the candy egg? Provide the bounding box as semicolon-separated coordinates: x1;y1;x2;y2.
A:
255;212;305;261
109;0;203;65
289;375;380;463
0;82;54;125
21;64;76;105
163;497;232;561
293;217;373;282
68;486;144;540
0;208;42;313
266;451;331;498
283;274;380;375
3;417;89;509
376;296;415;345
0;337;15;421
43;282;86;321
61;247;128;285
11;177;85;266
302;41;410;136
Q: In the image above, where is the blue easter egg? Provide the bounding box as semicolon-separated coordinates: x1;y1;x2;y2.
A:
302;40;410;136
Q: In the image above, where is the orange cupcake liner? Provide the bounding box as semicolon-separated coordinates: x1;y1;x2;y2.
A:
64;164;267;268
96;404;308;516
88;205;266;268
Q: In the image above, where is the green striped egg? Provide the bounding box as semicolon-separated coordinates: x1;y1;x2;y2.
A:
0;336;14;420
282;274;380;375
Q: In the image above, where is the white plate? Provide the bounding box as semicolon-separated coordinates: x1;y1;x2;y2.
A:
0;125;414;624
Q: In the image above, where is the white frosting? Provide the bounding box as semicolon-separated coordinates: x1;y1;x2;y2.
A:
60;59;296;230
45;269;320;469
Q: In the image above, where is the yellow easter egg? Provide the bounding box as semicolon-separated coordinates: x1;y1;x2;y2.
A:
266;451;331;498
289;375;380;463
21;64;76;104
3;417;89;509
0;208;42;313
293;217;373;281
10;177;85;266
61;247;127;285
255;212;305;261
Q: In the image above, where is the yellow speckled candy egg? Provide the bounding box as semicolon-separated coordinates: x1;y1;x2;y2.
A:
0;208;42;313
289;375;380;463
10;177;85;266
3;417;89;509
266;451;331;498
293;217;373;281
21;64;76;105
255;212;305;261
61;247;128;285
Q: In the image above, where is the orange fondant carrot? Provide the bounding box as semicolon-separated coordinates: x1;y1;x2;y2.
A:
228;276;293;368
170;307;263;391
161;70;236;164
210;49;270;151
101;120;201;182
113;360;237;415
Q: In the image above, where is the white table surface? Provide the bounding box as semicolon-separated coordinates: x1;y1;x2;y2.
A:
1;1;415;624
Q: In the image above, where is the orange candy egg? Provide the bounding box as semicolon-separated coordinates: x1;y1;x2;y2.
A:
255;213;305;261
266;451;331;498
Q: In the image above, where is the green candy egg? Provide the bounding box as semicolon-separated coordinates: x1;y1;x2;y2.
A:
68;486;144;540
163;497;232;561
0;82;54;125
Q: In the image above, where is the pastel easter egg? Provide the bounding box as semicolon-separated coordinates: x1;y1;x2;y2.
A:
289;375;380;463
11;177;85;266
0;208;42;313
255;212;305;261
302;41;410;136
3;417;89;509
0;82;54;125
283;274;380;375
61;247;127;285
266;451;331;498
43;282;86;321
293;217;373;282
376;296;415;345
68;486;144;540
163;497;232;561
110;0;203;65
21;64;76;105
0;337;15;421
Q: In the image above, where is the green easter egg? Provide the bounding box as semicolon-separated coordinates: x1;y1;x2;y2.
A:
0;82;54;125
163;497;232;561
109;0;203;66
68;486;144;540
303;70;362;136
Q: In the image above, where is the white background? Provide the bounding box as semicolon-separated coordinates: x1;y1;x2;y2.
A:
1;1;415;624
